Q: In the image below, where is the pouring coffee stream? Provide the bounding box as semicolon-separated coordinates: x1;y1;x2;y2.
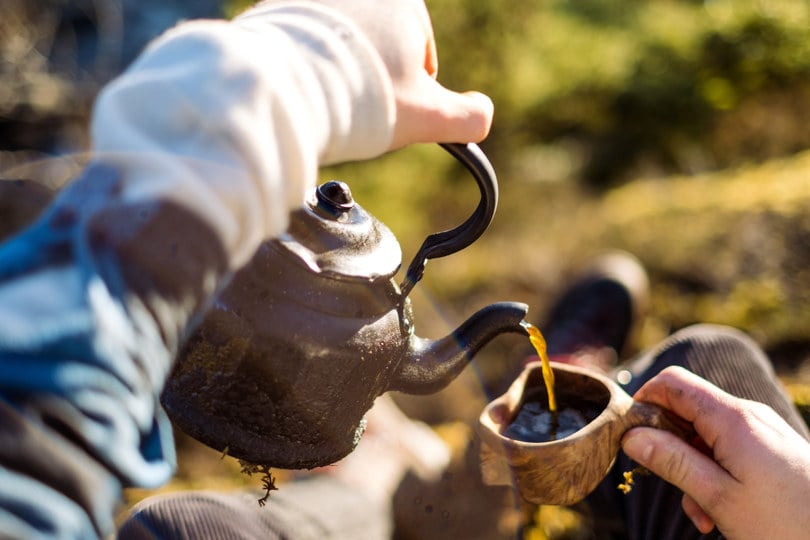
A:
162;143;530;469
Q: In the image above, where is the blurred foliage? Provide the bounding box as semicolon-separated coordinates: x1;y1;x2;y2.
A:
591;149;810;360
427;0;810;186
0;0;221;160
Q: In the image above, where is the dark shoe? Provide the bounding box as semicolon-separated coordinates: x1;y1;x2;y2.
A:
534;251;649;372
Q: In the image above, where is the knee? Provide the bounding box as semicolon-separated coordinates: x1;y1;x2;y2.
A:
669;323;756;347
669;323;763;355
660;323;773;379
118;492;258;540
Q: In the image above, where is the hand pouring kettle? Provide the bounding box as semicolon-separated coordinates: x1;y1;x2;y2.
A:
161;143;528;469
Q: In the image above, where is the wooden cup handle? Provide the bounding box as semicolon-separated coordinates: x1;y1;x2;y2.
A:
625;401;696;441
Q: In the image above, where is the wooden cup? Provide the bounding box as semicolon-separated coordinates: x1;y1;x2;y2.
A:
478;361;692;505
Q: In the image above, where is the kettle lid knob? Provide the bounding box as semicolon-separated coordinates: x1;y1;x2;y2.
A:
315;181;355;214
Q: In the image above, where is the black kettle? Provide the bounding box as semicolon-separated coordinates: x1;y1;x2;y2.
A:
161;143;528;469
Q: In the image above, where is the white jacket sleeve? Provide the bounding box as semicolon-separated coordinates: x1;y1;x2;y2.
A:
91;1;395;269
0;4;396;538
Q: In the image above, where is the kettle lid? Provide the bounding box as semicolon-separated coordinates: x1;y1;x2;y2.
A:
277;180;402;279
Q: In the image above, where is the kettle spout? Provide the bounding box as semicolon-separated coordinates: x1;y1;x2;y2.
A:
390;301;529;395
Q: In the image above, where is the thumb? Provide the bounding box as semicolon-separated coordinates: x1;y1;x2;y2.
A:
389;76;493;150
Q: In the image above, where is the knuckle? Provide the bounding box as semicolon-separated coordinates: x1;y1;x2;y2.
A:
659;445;692;485
746;399;776;420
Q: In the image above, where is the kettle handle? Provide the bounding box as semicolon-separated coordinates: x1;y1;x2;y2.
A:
400;142;498;295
